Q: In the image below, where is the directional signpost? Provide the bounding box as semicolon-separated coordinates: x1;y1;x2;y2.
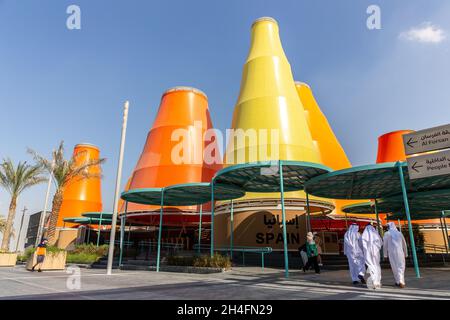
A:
401;124;450;279
403;124;450;180
406;149;450;180
403;124;450;156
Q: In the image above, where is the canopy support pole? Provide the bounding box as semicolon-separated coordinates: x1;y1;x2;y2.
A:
440;216;448;254
87;219;91;244
374;199;383;236
127;222;132;243
119;202;127;267
279;161;289;278
96;211;103;247
441;212;449;254
119;216;125;267
306;192;311;232
230;199;234;261
210;180;215;258
198;205;202;255
443;212;449;253
398;219;402;232
156;189;164;272
344;212;349;229
398;164;420;278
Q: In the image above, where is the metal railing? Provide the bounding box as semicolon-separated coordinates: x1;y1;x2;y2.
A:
193;244;272;270
138;241;184;254
105;240;133;247
407;244;448;265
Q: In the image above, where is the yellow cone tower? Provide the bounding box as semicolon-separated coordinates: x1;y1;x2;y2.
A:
225;17;320;165
215;17;333;250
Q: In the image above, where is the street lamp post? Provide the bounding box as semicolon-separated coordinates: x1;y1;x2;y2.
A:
106;101;129;275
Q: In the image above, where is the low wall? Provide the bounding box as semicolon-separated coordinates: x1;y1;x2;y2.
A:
26;251;67;270
0;253;18;267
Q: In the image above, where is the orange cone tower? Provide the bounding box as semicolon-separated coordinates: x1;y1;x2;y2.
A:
57;143;103;227
376;130;414;163
123;87;221;225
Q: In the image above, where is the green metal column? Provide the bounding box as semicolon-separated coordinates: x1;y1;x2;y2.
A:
398;164;420;278
87;219;91;243
156;189;164;272
119;202;127;267
279;161;289;278
119;216;125;267
127;223;132;243
443;212;449;252
230;200;234;260
198;205;202;255
210;180;215;258
305;192;311;232
439;216;448;254
261;253;264;271
344;212;349;229
96;211;103;247
374;199;383;236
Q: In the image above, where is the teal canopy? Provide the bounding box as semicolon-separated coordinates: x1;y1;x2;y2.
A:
82;212;113;219
63;217;115;225
214;160;332;193
121;182;245;206
387;210;450;221
305;161;450;200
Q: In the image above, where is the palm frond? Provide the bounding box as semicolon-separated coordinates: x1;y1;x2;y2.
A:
28;141;106;189
0;158;45;197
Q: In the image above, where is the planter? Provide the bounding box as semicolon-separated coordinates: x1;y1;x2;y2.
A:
26;251;67;271
0;253;18;267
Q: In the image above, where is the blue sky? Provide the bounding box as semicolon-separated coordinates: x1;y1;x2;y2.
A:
1;1;449;247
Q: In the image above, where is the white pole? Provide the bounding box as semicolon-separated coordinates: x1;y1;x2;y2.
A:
106;101;129;275
35;156;55;247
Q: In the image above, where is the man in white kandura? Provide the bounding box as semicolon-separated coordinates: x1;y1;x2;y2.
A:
344;223;366;285
383;222;408;288
362;224;383;289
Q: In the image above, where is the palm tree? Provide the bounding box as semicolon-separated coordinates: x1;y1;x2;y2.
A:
29;141;105;242
0;160;45;251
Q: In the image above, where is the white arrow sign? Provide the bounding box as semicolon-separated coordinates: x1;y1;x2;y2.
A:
407;149;450;180
403;124;450;155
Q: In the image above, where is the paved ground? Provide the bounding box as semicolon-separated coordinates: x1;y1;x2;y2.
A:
0;265;449;300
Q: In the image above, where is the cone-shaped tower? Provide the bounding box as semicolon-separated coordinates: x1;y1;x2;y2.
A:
295;82;362;217
57;143;103;227
124;87;221;223
224;17;322;202
215;18;333;250
295;82;351;170
376;130;414;163
224;17;320;165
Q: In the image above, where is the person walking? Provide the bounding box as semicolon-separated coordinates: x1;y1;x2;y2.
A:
362;224;383;289
383;222;408;288
344;223;366;285
31;238;48;272
303;232;320;274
